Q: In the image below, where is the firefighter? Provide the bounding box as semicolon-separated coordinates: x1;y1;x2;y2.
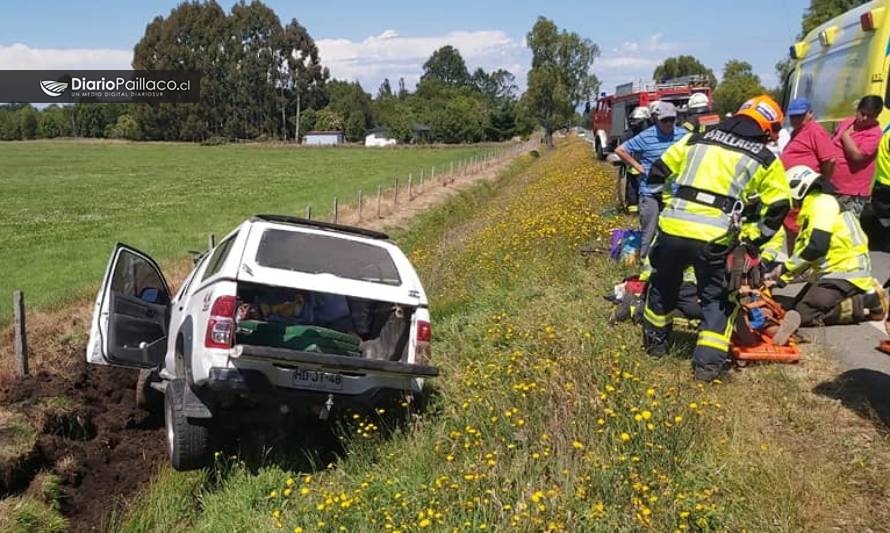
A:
641;95;792;382
681;93;716;133
766;165;886;337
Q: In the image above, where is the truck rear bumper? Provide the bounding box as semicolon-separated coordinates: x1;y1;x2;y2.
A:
232;344;439;378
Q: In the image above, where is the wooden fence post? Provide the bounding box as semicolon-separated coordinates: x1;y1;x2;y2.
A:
332;197;339;223
306;205;312;220
432;165;437;186
394;177;399;205
376;185;382;218
408;173;413;200
208;233;215;251
357;189;363;221
13;290;28;377
419;168;424;193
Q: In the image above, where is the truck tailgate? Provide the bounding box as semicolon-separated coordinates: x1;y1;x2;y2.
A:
233;344;439;378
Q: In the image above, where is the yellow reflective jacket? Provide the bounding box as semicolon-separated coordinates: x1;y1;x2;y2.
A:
653;129;791;244
759;226;787;263
873;130;890;188
781;192;872;290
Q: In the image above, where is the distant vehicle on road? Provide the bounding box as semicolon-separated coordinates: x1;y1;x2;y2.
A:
86;215;436;470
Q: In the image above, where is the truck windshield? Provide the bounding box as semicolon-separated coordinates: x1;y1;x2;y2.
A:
255;229;402;286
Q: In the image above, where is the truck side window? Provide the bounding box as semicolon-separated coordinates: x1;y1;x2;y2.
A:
202;235;236;282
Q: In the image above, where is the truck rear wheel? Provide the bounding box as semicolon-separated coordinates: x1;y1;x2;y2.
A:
165;379;210;471
595;138;605;160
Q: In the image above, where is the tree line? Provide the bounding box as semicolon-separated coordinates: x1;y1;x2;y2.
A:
2;1;589;144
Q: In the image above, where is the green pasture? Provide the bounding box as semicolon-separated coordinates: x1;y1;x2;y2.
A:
0;141;488;319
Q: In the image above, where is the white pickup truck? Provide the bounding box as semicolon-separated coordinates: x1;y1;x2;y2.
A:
86;215;437;470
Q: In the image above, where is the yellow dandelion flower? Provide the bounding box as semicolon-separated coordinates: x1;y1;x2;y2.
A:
620;432;631;442
572;441;584;450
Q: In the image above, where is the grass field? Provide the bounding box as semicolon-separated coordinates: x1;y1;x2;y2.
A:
0;141;488;319
107;139;890;532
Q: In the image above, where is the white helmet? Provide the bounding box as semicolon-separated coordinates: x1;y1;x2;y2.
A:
688;93;710;112
647;100;662;117
786;165;821;201
630;107;651;121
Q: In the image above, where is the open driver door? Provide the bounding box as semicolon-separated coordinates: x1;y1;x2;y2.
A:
86;243;171;368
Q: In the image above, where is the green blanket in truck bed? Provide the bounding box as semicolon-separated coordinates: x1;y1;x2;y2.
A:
235;320;361;357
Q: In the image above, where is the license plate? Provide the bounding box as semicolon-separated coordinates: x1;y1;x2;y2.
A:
292;368;343;391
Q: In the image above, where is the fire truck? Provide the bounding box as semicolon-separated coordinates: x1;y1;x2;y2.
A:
592;75;712;160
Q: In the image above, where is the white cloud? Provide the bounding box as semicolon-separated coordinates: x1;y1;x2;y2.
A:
0;43;132;70
0;31;529;95
595;33;689;95
317;29;529;91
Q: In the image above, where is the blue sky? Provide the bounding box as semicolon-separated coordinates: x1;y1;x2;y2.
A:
0;0;809;94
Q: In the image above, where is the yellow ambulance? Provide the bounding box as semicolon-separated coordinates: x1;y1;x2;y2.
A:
786;0;890;130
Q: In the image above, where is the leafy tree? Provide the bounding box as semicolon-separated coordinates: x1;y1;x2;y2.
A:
397;77;408;99
17;106;38;140
377;78;393;99
421;45;470;87
653;55;717;87
131;1;325;141
314;108;344;131
345;111;366;142
326;80;373;132
801;0;869;36
385;114;413;143
525;17;599;146
0;106;21;140
430;95;486;143
107;114;141;140
472;68;518;103
712;60;767;115
37;105;72;138
485;101;518;141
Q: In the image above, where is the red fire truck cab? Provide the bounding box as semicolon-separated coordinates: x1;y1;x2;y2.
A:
592;76;712;160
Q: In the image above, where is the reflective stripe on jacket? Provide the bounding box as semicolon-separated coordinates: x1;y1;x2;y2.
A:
782;192;873;290
655;129;791;243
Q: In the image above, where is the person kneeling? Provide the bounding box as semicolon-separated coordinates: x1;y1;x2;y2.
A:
766;166;887;339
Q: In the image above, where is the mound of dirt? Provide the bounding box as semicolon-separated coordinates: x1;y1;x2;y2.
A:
0;358;165;532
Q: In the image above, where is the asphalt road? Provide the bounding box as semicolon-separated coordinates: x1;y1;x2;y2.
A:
776;251;890;428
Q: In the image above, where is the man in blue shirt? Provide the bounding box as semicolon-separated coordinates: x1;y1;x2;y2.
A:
614;101;688;258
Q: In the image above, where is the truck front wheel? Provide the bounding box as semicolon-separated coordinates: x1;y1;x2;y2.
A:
595;138;605;160
165;379;211;471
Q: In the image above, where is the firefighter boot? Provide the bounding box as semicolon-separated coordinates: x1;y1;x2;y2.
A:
642;325;669;358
